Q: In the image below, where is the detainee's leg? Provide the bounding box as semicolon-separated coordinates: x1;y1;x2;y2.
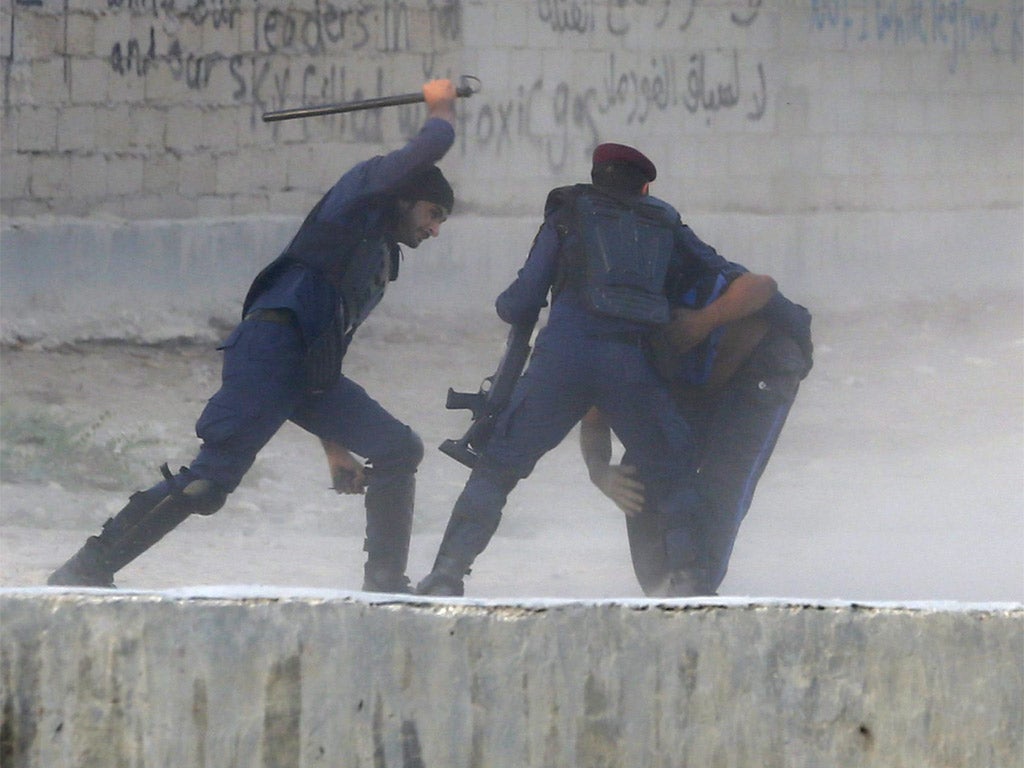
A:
696;334;804;592
623;506;670;595
601;383;707;596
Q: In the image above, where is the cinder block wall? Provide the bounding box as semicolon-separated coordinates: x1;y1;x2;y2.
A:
1;1;1021;341
1;591;1021;768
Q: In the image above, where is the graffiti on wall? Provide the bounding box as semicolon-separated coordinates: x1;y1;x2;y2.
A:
456;1;770;171
534;0;765;34
809;0;1023;73
104;1;460;98
88;0;772;171
13;0;1016;174
451;50;767;173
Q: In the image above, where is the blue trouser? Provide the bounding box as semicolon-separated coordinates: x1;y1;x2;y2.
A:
434;326;700;575
157;317;423;568
625;330;806;594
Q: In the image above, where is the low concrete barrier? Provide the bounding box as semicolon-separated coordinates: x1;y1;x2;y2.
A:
1;589;1020;768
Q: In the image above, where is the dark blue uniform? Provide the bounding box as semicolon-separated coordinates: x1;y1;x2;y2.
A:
424;186;738;591
182;118;454;584
48;116;455;590
627;260;813;595
191;117;455;491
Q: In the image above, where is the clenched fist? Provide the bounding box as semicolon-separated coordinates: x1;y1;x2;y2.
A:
423;79;456;123
321;439;367;495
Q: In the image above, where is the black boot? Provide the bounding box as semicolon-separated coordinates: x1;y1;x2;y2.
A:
47;468;226;588
362;563;413;594
662;521;713;597
415;467;517;597
416;555;468;597
362;470;415;594
47;485;164;588
47;536;116;587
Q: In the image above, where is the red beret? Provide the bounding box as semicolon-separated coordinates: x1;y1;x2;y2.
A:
592;143;657;182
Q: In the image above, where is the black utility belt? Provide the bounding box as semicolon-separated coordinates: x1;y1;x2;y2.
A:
586;329;648;344
243;308;295;326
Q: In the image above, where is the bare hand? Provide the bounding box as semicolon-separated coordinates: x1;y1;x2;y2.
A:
331;463;367;495
593;463;646;517
322;440;367;495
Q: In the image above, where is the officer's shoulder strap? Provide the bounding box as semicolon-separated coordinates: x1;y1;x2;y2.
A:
544;184;589;221
636;193;681;224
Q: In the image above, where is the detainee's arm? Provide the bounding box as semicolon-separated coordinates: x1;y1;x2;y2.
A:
666;225;777;353
579;408;646;517
666;272;777;354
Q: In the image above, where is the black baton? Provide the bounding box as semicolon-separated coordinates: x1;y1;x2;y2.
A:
262;75;481;123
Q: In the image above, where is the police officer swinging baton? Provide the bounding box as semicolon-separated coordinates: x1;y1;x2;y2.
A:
262;75;481;122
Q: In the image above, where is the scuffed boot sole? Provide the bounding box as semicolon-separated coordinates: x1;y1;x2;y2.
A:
361;576;414;594
47;539;117;588
415;571;464;597
47;562;116;588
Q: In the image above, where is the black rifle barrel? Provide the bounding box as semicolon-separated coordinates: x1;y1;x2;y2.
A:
262;76;481;123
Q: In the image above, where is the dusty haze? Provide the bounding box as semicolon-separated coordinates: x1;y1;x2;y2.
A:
2;283;1020;603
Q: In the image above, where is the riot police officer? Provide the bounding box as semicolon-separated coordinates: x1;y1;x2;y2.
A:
48;79;459;593
418;143;712;596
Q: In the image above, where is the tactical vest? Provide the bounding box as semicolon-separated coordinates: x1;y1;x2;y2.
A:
243;195;400;392
550;184;677;325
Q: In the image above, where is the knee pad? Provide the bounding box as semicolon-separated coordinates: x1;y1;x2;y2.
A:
371;429;424;475
181;478;228;516
158;464;227;516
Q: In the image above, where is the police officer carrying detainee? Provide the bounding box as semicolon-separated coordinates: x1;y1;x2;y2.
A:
418;143;718;597
48;79;459;592
580;256;813;596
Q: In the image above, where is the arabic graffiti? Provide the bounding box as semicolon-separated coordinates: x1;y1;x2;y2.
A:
533;0;763;36
500;0;771;170
91;0;773;170
440;49;767;173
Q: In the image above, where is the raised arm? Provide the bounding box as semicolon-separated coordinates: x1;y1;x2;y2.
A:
318;80;457;219
422;78;457;126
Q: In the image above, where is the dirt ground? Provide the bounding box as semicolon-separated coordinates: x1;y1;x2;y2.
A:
1;292;1021;602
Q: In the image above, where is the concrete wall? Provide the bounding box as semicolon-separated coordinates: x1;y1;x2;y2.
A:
1;2;1022;342
1;590;1021;768
3;1;1021;218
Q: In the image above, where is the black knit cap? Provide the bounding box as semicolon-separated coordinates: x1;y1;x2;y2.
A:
394;166;454;213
